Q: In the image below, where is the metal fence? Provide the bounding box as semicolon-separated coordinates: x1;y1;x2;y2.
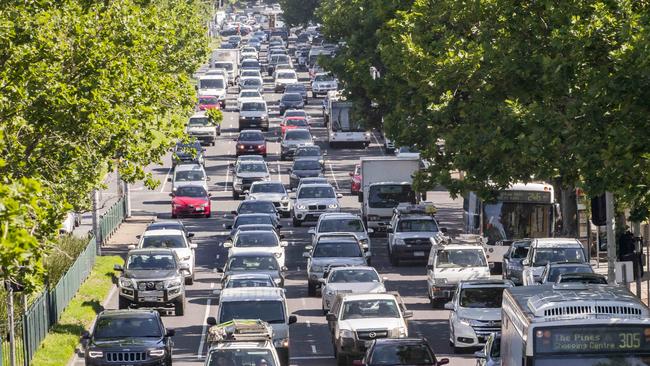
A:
2;197;126;366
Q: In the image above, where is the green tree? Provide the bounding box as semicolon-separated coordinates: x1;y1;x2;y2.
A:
278;0;320;27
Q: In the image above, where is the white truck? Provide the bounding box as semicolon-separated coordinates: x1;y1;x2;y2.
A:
328;92;369;148
359;157;421;233
211;49;240;85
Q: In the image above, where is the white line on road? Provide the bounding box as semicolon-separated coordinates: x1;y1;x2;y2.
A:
160;167;171;193
224;160;231;192
306;320;311;328
328;163;340;190
371;131;385;156
197;298;213;359
301;298;307;307
290;356;333;360
311;345;317;354
277;161;282;181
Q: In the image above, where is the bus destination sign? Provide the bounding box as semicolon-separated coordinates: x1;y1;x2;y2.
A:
496;190;551;203
535;326;650;354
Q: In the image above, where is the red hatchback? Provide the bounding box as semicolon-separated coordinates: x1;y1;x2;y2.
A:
349;164;361;195
235;130;267;157
170;186;211;218
197;95;223;110
280;116;309;135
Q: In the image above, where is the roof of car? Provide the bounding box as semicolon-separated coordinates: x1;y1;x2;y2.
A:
142;229;185;237
298;183;333;188
219;287;285;301
316;233;359;243
531;238;583;247
319;213;361;220
174;164;204;172
127;248;176;256
228;250;276;258
459;279;514;288
547;262;592;268
371;338;429;346
339;293;397;302
147;220;184;229
329;265;376;273
227;273;274;280
98;309;160;318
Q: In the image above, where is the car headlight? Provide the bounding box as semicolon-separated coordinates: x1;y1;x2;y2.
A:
119;278;134;288
370;285;386;293
434;278;448;285
388;327;407;338
325;288;335;296
281;196;289;202
457;317;481;326
200;203;208;208
274;252;282;258
327;203;338;209
311;265;323;272
296;204;306;210
149;349;166;357
290;173;298;178
359;239;369;246
87;350;103;358
155;281;165;290
166;277;183;288
273;338;289;348
273;278;282;285
339;329;354;339
235;178;243;184
394;238;405;246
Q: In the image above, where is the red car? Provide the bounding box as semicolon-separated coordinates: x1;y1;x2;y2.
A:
280;116;309;135
349;164;361;195
170;186;211;218
197;95;224;110
235;130;267;157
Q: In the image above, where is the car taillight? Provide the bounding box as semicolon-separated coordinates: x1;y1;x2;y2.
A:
237;144;245;149
258;145;265;149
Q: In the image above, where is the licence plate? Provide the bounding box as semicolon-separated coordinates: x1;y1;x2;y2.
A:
414;251;425;257
194;207;203;211
143;296;158;302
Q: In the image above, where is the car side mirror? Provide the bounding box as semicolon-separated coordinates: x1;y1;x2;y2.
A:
349;172;354;176
522;259;530;266
444;302;454;310
440;227;448;234
167;177;172;182
426;264;433;271
277;224;283;229
367;228;374;234
474;350;486;359
364;251;372;258
318;278;326;284
190;243;198;249
230;210;238;215
224;224;233;229
280;241;288;247
281;266;288;272
326;313;337;321
207;317;217;326
403;310;413;318
166;329;176;337
113;264;123;272
179;263;190;270
187;232;195;238
206;176;211;181
288;315;297;324
127;244;136;250
136;235;141;239
336;193;343;199
308;228;315;235
437;359;450;365
216;268;224;273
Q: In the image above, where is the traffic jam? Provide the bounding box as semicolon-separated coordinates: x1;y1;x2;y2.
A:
78;3;650;366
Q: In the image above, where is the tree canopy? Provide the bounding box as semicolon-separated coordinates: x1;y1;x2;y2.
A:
278;0;321;27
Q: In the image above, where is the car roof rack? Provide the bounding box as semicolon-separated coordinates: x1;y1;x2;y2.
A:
435;234;486;246
207;319;273;344
393;202;437;217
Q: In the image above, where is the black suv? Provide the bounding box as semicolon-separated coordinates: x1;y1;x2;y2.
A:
114;248;188;316
82;309;175;366
355;338;449;366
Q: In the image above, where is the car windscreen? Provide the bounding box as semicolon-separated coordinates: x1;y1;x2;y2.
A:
319;219;364;233
313;242;362;257
548;266;593;283
459;287;505;308
126;254;176;270
284;110;306;118
94;316;162;339
237;163;267;173
369;344;435;365
298;186;335;199
207;350;277;366
213;62;233;71
235;232;278;248
141;235;186;249
199;78;224;89
293;160;321;170
286;84;305;92
533;248;586;266
175;186;207;198
314;74;334;82
329;269;379;283
435;249;487;268
198;96;219;104
188;117;212;126
175;170;205;181
226;278;274;288
251;183;285;194
277;72;296;79
238;132;264;141
510;244;530;259
238;201;276;214
285;129;311;142
282;93;302;101
368;184;415;208
341;299;400;320
241;61;259;68
234;216;273;227
219;300;285;324
285;118;308;127
242;78;262;86
228;255;278;271
242;102;266;111
241;71;260;78
295;146;319;156
397;219;439;232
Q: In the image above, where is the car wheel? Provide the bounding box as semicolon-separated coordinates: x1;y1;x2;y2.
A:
307;282;316;296
211;140;216;146
118;296;130;310
292;217;301;227
174;296;185;316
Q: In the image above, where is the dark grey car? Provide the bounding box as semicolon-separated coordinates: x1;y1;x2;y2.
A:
219;251;287;287
285;83;308;103
288;158;324;189
279;93;305;115
502;239;531;285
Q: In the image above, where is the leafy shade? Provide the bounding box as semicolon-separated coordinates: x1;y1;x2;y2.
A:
278;0;320;27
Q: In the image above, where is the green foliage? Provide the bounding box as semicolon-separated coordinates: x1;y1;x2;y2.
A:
206;108;224;126
320;0;650;220
278;0;320;27
0;0;210;287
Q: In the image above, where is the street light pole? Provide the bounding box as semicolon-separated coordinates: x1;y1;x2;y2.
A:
606;191;617;283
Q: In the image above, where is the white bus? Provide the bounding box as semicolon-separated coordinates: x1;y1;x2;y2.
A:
327;91;370;148
501;283;650;365
463;182;556;270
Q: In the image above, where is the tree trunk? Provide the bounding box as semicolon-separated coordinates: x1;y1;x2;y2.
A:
559;186;578;237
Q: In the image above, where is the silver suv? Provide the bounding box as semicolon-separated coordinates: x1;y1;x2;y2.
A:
292;183;341;227
387;203;446;266
303;233;370;296
232;161;270;200
280;129;314;161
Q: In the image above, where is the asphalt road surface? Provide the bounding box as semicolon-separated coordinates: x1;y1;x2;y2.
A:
72;64;476;366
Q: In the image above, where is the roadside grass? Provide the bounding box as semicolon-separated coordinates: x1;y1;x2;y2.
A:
30;255;123;366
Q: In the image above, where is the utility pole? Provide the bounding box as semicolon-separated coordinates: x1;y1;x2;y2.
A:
124;181;132;218
606;191;617;283
6;282;16;366
92;189;101;255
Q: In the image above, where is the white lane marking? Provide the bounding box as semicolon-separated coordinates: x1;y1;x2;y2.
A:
197;298;213;359
277;161;282;181
301;298;306;307
310;345;317;354
371;131;385;156
224;160;231;192
160;167;171;193
328;163;340;190
210;282;215;289
306;320;311;328
290;356;332;360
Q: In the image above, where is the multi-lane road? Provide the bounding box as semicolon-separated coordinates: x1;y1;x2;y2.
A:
72;64;476;366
